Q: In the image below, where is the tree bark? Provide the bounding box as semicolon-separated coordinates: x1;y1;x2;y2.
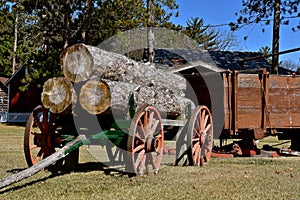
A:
79;79;192;115
41;77;77;113
60;43;186;93
58;43;192;115
271;0;280;74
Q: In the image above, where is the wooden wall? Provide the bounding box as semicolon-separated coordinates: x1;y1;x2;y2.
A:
0;84;8;112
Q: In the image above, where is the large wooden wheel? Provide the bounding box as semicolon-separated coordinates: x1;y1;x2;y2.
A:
24;105;79;170
127;105;164;176
187;105;213;166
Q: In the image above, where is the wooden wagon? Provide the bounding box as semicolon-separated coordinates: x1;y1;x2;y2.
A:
179;66;300;155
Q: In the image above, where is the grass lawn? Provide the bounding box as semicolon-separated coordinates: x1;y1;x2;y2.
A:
0;123;300;200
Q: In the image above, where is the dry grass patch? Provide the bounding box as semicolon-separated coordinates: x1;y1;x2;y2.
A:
0;124;299;199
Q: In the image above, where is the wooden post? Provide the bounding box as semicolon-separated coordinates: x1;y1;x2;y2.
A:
231;71;238;133
261;69;269;129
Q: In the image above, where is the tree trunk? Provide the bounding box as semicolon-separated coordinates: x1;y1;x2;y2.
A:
63;0;71;49
147;0;155;63
272;0;280;74
41;77;77;113
60;43;186;93
13;12;18;73
79;79;192;115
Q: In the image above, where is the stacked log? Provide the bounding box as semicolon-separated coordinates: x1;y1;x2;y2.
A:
41;77;77;113
42;43;192;115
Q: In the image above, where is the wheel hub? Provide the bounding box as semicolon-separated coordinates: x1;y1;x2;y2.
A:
34;133;62;148
145;135;162;153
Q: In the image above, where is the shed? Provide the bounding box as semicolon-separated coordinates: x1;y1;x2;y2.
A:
0;67;41;123
0;77;9;122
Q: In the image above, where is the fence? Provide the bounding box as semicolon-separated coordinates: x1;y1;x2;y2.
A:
0;112;31;123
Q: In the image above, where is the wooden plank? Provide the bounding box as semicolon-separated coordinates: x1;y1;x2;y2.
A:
236;74;263;129
266;75;300;128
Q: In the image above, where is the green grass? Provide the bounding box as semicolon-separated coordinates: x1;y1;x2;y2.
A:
0;123;300;200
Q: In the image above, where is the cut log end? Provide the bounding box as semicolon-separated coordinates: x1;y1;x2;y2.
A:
60;44;93;83
42;77;77;113
80;80;111;114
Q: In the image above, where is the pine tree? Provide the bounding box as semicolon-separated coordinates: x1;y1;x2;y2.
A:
182;17;219;50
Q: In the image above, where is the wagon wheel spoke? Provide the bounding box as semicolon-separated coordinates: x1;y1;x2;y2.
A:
143;110;149;132
192;142;200;165
42;108;49;133
33;149;44;164
30;145;38;150
150;119;159;136
137;119;146;138
203;124;212;135
200;109;207;130
193;128;200;139
203;115;209;131
133;143;145;153
134;134;145;144
134;150;146;175
148;111;154;126
33;114;44;134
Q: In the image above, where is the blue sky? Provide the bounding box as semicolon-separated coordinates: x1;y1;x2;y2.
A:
171;0;300;63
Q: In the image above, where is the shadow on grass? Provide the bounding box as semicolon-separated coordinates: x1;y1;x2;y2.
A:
0;161;130;194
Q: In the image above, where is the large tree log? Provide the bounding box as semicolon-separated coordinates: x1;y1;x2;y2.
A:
79;79;192;115
41;77;77;113
60;43;186;95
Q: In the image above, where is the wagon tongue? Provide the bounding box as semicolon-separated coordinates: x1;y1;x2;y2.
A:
0;135;86;190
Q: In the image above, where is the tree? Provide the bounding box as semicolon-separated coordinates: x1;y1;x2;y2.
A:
182;17;218;50
281;59;300;71
231;0;300;74
214;29;240;51
0;1;14;77
231;0;300;31
0;0;180;89
182;17;240;51
259;46;272;64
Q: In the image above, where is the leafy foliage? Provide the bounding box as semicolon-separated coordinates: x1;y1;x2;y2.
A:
181;17;219;50
230;0;300;31
0;0;179;90
181;17;239;51
259;46;272;64
0;1;14;77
